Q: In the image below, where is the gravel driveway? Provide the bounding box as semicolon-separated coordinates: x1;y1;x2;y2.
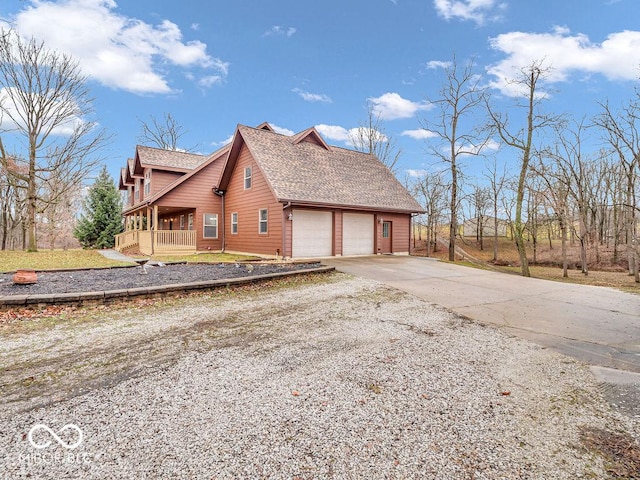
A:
0;273;637;479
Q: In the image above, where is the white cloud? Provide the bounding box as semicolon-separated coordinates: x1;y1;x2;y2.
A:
433;0;506;25
211;134;234;147
457;138;500;156
487;27;640;96
10;0;227;94
433;0;507;25
292;88;332;103
198;75;223;88
315;124;388;147
368;92;431;120
401;129;439;140
264;26;297;37
406;168;428;178
315;124;350;142
426;60;452;70
271;124;295;136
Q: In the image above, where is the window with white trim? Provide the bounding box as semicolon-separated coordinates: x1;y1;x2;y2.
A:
134;181;140;202
203;213;218;238
259;209;268;234
179;215;185;230
244;166;252;189
188;213;194;231
231;212;238;234
144;171;151;195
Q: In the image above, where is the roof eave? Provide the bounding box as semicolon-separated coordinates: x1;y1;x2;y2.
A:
279;199;424;214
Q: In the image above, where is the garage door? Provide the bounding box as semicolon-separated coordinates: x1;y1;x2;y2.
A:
343;213;374;255
292;210;333;257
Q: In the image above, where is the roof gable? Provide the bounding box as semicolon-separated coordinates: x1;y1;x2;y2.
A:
221;124;422;213
291;127;330;150
135;143;230;207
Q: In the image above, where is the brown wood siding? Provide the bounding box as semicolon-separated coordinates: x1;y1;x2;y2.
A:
150;170;182;196
375;212;411;253
157;161;222;251
224;144;282;256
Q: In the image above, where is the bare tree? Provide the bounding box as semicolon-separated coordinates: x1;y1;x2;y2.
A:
421;56;490;262
350;102;401;173
412;172;447;257
483;157;508;262
469;184;491;250
137;112;195;152
0;30;108;251
593;100;639;282
487;61;564;277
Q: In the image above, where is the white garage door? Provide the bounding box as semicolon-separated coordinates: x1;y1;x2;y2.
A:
292;210;333;257
343;213;374;256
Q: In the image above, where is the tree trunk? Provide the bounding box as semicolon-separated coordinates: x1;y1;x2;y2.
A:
449;166;457;261
514;157;530;277
561;216;568;278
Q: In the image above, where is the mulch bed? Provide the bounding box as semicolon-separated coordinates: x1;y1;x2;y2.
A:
0;262;322;296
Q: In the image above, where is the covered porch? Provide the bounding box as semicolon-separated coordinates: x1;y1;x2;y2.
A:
115;205;197;255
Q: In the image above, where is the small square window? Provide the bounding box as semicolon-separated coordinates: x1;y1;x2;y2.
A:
244;167;252;189
203;213;218;239
231;212;238;234
259;209;268;234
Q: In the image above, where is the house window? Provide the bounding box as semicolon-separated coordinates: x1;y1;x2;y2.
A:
382;222;390;238
231;212;238;234
134;181;139;202
244;166;252;189
204;213;218;238
144;171;151;195
180;215;185;230
188;213;194;231
259;209;268;234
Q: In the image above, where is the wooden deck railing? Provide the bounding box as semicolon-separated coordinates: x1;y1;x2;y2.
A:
154;230;196;253
115;229;196;254
115;231;139;251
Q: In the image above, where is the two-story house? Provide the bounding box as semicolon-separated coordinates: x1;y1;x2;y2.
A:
115;122;423;258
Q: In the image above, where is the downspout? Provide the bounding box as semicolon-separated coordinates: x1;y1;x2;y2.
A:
213;189;225;252
282;202;291;259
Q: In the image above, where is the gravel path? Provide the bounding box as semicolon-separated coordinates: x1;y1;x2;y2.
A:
0;262;321;295
0;273;636;479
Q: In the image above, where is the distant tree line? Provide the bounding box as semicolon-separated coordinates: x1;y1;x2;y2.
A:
407;58;639;282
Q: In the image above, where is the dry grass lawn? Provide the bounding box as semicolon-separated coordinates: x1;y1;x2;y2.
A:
0;249;132;272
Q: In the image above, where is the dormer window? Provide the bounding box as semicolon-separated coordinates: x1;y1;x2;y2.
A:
244;166;252;189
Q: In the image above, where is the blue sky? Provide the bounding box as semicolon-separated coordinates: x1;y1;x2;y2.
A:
1;0;639;185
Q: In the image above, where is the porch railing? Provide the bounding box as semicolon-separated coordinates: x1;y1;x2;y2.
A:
115;230;139;251
154;230;196;253
115;229;196;254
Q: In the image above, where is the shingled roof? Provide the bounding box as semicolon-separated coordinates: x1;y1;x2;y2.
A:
229;124;423;213
136;145;207;171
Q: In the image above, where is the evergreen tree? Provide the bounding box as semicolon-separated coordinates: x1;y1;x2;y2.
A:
74;166;123;248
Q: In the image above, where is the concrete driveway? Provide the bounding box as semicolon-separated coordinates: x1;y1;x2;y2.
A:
324;256;640;376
